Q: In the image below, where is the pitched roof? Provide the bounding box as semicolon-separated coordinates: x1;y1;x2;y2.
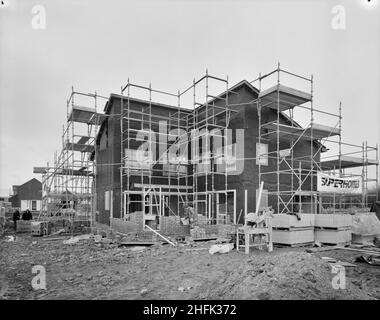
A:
95;79;325;151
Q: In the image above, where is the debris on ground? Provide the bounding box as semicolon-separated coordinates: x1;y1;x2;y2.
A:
62;234;92;245
355;255;380;266
5;236;14;242
209;243;234;255
1;232;380;300
195;251;375;300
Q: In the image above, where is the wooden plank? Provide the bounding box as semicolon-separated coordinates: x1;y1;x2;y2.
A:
192;237;218;242
330;261;357;268
275;241;314;248
118;242;155;246
185;248;209;251
145;225;177;246
306;246;380;255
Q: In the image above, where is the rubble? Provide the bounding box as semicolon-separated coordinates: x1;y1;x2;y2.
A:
1;229;380;300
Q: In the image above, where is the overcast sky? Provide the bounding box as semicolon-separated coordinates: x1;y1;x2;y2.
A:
0;0;379;195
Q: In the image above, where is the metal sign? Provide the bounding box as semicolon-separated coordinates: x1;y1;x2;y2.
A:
317;172;362;194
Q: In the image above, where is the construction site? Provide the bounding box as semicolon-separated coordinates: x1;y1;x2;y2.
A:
1;65;380;300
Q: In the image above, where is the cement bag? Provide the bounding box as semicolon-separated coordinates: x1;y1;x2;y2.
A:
352;212;380;236
181;217;189;225
209;243;234;255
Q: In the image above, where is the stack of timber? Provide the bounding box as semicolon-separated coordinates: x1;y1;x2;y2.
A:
190;226;206;239
314;214;352;246
272;214;315;247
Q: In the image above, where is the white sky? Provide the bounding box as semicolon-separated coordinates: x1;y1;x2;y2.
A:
0;0;379;195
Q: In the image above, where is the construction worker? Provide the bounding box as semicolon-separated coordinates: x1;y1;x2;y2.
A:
184;203;197;227
22;209;33;221
12;209;20;231
292;203;302;221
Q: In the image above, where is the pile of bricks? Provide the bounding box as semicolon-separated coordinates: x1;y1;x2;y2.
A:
191;224;237;238
190;226;206;238
196;215;208;225
119;231;158;242
16;220;32;233
217;224;237;238
67;219;91;234
159;216;190;236
49;219;69;232
136;230;158;242
204;225;219;236
128;211;144;232
111;218;136;233
31;221;50;236
112;212;145;233
46;218;91;235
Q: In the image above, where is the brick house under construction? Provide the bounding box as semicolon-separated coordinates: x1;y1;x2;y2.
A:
94;72;340;230
33;67;378;232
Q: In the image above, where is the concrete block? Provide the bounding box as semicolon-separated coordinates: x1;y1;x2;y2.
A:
273;229;314;245
315;214;352;229
315;229;351;245
272;214;315;229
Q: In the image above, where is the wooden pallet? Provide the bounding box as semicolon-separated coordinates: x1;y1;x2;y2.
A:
274;241;314;248
118;241;156;246
314;226;351;231
273;226;313;231
317;241;351;247
192;236;218;242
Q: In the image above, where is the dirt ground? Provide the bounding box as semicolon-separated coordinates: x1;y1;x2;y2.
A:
1;231;379;300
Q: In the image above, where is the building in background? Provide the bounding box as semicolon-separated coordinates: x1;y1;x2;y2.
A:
9;178;42;214
0;196;10;202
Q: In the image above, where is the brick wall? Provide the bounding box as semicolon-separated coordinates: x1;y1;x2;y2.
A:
159;216;190;236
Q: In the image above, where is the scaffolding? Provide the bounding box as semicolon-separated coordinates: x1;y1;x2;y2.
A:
35;65;379;234
119;71;237;226
34;88;108;224
252;63;379;214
